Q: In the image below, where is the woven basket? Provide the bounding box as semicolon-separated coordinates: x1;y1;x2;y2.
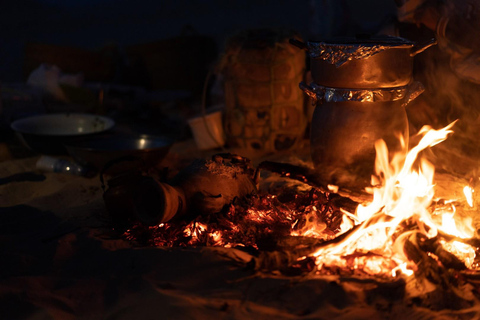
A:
220;29;306;153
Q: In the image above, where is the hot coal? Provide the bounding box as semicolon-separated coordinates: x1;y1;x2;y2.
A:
122;187;344;250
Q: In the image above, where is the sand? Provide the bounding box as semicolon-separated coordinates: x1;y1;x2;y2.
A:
1;153;480;320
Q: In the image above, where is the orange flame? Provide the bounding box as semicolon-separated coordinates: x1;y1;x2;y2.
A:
464;186;474;208
310;120;477;276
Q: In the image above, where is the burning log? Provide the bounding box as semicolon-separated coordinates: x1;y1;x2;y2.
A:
404;236;476;311
417;235;467;271
257;160;364;206
119;119;480;300
437;230;480;251
404;236;450;284
256;161;325;190
310;224;362;251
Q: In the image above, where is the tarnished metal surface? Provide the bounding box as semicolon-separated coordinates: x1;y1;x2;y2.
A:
291;36;436;88
307;43;400;67
305;36;416;67
300;81;424;191
292;35;434;191
300;82;409;104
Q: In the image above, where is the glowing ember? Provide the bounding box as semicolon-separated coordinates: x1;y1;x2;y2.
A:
209;230;223;245
391;262;414;277
122;119;479;280
327;185;339;193
123;190;344;249
290;206;328;238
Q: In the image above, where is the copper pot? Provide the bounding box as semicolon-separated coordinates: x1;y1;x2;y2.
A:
301;83;424;191
292;35;436;191
290;35;436;88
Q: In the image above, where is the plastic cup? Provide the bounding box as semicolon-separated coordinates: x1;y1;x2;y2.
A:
188;110;225;150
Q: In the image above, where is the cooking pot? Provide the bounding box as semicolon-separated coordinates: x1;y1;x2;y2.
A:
302;83;423;190
290;35;436;88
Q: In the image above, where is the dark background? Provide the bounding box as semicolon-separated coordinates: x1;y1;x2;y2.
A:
1;0;397;83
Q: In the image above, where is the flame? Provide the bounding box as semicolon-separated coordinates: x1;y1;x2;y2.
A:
339;209;355;233
310;120;477;276
439;210;474;239
391;262;414;277
291;206;328;237
123;121;480;277
441;240;476;269
464;186;474;207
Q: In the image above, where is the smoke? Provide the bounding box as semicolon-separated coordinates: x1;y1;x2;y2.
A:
407;45;480;176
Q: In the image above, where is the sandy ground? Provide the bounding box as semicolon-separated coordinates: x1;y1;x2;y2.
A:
2;151;480;320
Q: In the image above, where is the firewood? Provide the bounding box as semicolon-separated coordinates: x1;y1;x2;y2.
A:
404;236;445;284
253;250;316;275
419;236;467;271
257;161;365;206
257;161;325;189
437;230;480;248
304;223;362;254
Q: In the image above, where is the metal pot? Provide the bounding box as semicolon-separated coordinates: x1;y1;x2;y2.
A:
290;35;436;88
301;82;424;191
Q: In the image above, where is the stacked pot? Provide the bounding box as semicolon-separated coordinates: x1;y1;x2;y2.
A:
291;35;436;191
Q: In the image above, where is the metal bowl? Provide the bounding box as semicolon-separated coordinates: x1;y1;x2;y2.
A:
10;113;115;154
64;135;173;174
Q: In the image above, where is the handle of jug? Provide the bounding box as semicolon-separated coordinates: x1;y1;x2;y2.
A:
299;82;322;105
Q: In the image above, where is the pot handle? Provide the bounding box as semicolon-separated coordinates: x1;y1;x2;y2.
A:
410;38;437;57
299;82;320;105
402;81;425;107
289;38;308;50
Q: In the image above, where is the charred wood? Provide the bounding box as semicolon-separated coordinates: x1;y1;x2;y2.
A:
257;161;361;209
418;236;467;271
404;236;447;285
257;161;326;190
253;250;316;275
437;230;480;248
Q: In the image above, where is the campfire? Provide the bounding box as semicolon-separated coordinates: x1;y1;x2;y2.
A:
123;119;480;299
107;29;480;318
311;120;478;277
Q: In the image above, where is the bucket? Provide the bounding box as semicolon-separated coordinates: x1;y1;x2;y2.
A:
188;110;225;150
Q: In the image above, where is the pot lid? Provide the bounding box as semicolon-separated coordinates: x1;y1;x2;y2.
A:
307;35;415;67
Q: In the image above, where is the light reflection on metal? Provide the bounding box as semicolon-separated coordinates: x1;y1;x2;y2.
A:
307;41;413;67
300;82;408;104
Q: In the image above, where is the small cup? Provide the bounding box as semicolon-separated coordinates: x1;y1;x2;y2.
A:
188;110;225;150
